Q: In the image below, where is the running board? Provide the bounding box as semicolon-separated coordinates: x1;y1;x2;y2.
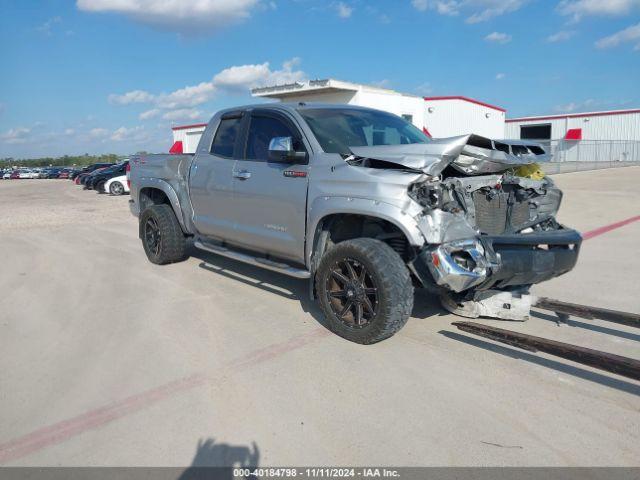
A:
194;240;311;279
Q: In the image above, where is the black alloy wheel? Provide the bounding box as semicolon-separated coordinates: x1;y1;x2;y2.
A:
144;216;162;257
326;258;378;328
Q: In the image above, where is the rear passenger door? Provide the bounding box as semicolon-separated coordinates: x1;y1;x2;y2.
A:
231;110;310;263
189;112;243;240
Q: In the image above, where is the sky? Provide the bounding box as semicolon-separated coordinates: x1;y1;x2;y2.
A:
0;0;639;159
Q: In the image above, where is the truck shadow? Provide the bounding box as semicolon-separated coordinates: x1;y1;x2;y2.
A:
177;437;259;480
192;246;330;329
191;245;444;331
439;330;640;396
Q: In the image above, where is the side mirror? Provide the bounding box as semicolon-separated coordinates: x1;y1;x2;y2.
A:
268;136;306;163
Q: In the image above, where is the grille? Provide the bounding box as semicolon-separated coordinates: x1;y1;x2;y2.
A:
473;191;508;235
472;189;532;235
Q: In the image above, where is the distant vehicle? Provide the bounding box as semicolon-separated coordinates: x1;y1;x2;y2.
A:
3;171;13;179
58;169;72;179
103;174;129;196
77;164;114;186
18;170;38;179
88;161;129;191
81;167;110;188
9;171;21;179
40;168;61;179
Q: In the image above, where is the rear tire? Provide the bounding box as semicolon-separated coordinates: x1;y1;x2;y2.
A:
109;181;125;196
315;238;414;344
140;204;187;265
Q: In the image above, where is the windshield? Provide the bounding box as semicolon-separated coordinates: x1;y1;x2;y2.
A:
299;108;428;155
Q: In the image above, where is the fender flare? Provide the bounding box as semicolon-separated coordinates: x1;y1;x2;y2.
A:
305;196;426;269
136;178;189;233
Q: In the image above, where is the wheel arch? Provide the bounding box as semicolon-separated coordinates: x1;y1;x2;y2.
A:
137;179;188;234
306;199;426;293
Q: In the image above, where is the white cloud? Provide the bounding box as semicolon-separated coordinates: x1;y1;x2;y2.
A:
112;58;306;116
595;23;640;50
415;82;433;95
371;79;392;88
557;0;640;22
213;58;305;92
77;0;261;34
334;2;353;18
554;99;597;113
139;108;161;120
111;126;149;142
411;0;525;22
89;127;109;138
109;89;155;105
0;127;31;144
496;73;506;80
36;16;62;36
162;109;204;121
64;128;75;135
412;0;461;15
546;30;576;42
485;31;512;44
156;82;217;109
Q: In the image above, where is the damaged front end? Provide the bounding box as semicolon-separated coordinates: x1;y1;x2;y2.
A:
349;134;582;295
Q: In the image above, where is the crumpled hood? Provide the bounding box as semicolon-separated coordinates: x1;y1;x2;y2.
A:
349;134;551;176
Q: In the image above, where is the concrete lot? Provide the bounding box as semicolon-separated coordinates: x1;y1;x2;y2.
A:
0;168;639;467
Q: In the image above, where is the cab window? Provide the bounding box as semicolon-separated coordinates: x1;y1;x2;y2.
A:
244;115;305;161
211;116;242;158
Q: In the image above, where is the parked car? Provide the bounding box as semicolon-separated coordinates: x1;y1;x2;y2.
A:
75;163;116;185
87;161;129;191
103;174;130;195
40;168;60;179
9;171;21;179
58;169;73;179
18;170;38;179
128;103;582;344
81;167;110;188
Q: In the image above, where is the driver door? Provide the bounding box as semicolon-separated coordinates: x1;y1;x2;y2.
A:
230;110;310;264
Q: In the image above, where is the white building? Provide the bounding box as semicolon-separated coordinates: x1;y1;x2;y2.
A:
505;109;640;142
171;123;207;154
252;79;505;139
505;109;640;163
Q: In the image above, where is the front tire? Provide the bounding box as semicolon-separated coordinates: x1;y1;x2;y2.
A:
139;204;187;265
315;238;414;344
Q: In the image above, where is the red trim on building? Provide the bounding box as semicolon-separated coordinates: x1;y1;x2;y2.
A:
506;109;640;123
564;128;582;141
424;96;506;113
422;127;432;138
172;123;208;131
169;141;184;154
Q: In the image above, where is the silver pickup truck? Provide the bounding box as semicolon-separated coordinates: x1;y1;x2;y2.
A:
129;103;581;344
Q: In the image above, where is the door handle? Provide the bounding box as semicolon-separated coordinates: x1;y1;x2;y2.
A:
233;170;252;180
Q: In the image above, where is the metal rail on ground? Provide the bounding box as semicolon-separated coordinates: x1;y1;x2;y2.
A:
452;321;640;381
533;297;640;328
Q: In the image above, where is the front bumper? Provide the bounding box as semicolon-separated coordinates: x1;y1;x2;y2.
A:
411;227;582;293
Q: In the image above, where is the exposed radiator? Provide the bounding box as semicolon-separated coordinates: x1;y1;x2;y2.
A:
472;189;531;235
